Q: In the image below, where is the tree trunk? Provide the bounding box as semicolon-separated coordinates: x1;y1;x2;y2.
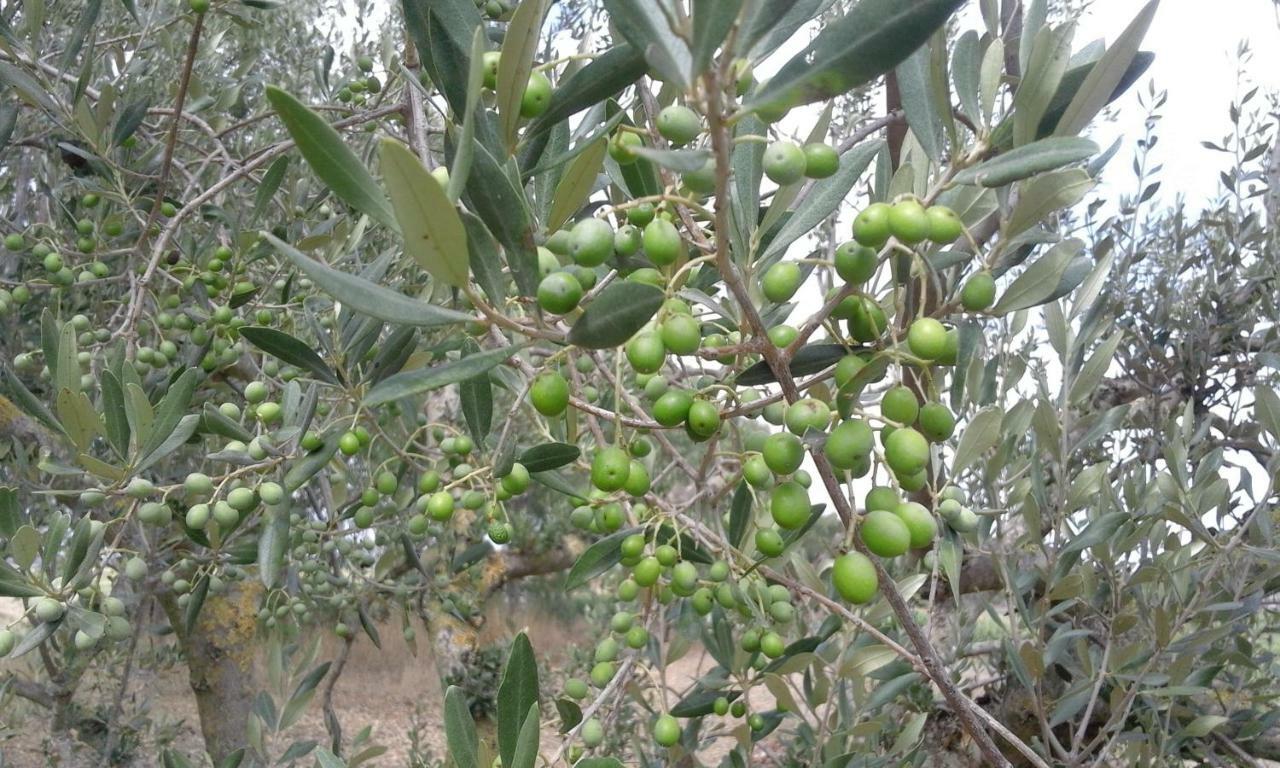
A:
163;582;264;764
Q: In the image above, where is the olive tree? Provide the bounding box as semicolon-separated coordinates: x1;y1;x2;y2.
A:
1;0;1278;766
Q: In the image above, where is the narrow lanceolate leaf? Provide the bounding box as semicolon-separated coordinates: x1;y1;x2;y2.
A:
458;342;494;442
363;343;526;407
447;25;489;203
567;282;665;349
239;326;340;385
519;442;580;473
252;155;290;221
464;140;541;298
265;86;397;231
444;687;480;768
498;0;550;150
743;0;836;58
895;46;943;163
380;139;470;288
629;147;712;173
1254;387;1280;443
565;527;641;590
746;0;964;110
402;0;480;114
140;369;198;460
1056;0;1159;137
992;239;1084;314
258;503;290;588
954;137;1098;187
264;233;472;327
1012;23;1075;148
1069;330;1124;405
692;0;741;75
952;406;1003;475
1005;168;1095;239
509;703;540;768
547;136;607;232
601;0;692;89
496;633;540;767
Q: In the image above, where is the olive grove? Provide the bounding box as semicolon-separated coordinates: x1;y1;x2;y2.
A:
0;0;1278;766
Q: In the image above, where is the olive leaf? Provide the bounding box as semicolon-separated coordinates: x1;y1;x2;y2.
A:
747;0;964;110
265;86;397;231
379;138;470;288
567;282;664;349
264;233;471;327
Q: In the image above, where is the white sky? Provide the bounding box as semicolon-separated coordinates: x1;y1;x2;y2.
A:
1078;0;1280;208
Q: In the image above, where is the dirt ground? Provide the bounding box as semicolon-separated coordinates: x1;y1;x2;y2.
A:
0;594;752;767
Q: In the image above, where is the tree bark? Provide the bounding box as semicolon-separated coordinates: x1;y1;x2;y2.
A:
163;582;264;764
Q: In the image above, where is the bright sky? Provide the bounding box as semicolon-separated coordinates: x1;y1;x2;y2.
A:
1078;0;1280;208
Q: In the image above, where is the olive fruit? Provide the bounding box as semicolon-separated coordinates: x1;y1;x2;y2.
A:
881;385;919;424
530;371;570;416
656;105;701;146
848;297;888;342
770;481;810;529
961;271;997;311
426;492;454;521
834;241;877;284
565;678;589;700
569;218;614;267
614;224;642;257
34;597;65;622
852;203;892;247
784;398;831;435
520;71;552;118
803;142;839;178
753;530;787;562
537;272;583;314
825;419;873;470
894;502;937;548
926;205;964;243
860;510;911;557
653;714;681;747
609;130;642;164
625;331;666;374
686;400;721;438
832;552;878;604
660;313;701;355
907;318;948;361
189;0;209;12
643;219;684;266
581;717;604;747
591;447;632;492
652;389;693;427
887;199;930;244
763;141;806;185
762;432;805;475
884;427;929;475
918;402;956;441
762;262;802;303
682;158;717;195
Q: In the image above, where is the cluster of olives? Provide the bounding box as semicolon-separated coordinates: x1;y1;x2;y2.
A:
562;534;798;752
535;206;686;316
473;0;517;20
1;193;129;291
480;51;552;119
336;55;382;106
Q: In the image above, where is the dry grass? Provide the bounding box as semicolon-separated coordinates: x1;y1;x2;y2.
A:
0;595;721;766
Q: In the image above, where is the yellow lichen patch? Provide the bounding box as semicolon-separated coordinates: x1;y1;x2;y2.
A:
197;582;264;672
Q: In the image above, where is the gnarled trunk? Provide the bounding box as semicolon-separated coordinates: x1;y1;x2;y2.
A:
163;582;263;764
